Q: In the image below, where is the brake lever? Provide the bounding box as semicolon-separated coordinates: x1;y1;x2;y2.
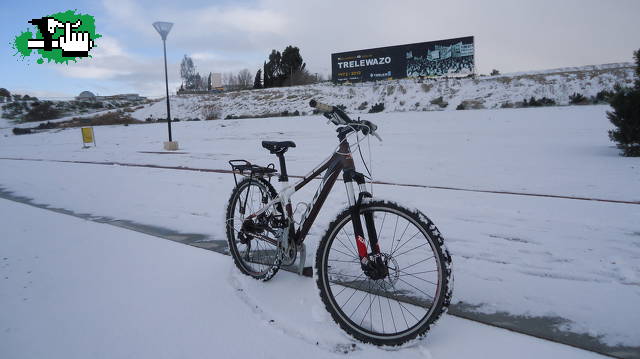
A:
372;132;383;142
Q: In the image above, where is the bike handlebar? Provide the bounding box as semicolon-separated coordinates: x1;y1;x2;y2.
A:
309;99;333;113
309;99;382;141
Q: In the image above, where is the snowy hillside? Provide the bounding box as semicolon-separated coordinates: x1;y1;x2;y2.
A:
133;62;635;120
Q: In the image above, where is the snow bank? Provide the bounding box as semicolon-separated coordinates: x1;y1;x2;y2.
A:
132;63;635;120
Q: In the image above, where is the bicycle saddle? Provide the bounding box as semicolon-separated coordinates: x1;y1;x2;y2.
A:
261;140;296;154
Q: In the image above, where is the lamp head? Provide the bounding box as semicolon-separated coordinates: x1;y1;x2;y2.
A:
152;21;173;40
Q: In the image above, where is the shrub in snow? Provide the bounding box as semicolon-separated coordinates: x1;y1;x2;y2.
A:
501;102;514;108
201;104;222;120
594;90;614;104
386;85;395;96
357;101;368;111
23;102;61;122
1;102;24;119
569;92;588;105
521;96;556;107
430;96;448;108
12;127;32;135
607;49;640;156
457;100;486;110
368;103;385;113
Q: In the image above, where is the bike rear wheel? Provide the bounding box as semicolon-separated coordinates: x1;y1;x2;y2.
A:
225;177;281;281
315;200;453;346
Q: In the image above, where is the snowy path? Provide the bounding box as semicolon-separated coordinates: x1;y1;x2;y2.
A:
2;156;637;205
0;199;607;359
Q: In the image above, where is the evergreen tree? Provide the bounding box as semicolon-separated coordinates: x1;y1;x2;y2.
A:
266;50;283;87
281;45;305;86
260;46;309;87
207;73;212;91
607;49;640;156
636;49;640;90
180;55;197;89
253;69;263;89
263;61;272;88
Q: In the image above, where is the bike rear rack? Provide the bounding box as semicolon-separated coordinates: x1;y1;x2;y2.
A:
228;160;277;186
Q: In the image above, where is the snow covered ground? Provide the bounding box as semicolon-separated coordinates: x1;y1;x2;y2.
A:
0;104;639;353
0;199;607;358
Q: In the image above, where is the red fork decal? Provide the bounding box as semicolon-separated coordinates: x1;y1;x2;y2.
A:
356;235;368;258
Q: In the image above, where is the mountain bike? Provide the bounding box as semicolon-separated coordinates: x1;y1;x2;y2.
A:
225;100;453;346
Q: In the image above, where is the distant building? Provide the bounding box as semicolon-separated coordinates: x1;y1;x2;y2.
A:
210;73;222;88
76;91;97;101
94;93;146;101
101;94;145;101
75;91;146;102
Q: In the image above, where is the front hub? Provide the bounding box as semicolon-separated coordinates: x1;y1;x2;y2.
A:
362;254;390;280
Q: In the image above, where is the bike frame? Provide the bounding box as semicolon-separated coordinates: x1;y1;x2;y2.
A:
243;130;379;259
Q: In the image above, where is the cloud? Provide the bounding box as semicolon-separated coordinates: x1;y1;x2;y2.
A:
101;0;288;52
11;88;73;100
213;7;287;34
190;52;219;61
43;0;640;96
49;35;171;95
50;35;259;96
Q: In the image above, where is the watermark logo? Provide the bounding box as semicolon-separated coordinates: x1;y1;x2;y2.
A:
12;10;101;64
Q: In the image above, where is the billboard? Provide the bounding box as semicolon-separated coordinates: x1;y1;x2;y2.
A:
331;36;474;83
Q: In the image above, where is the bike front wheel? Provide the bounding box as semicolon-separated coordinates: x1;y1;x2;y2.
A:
315;200;453;346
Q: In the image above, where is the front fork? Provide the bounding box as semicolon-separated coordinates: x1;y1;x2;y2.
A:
344;170;387;279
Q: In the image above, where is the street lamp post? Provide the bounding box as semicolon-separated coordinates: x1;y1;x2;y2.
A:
152;21;177;151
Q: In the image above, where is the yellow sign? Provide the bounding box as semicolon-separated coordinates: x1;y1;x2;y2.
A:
81;127;95;146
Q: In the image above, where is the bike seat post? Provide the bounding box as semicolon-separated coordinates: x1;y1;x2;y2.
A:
276;152;288;182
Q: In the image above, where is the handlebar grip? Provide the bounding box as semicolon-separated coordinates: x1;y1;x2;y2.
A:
309;99;333;113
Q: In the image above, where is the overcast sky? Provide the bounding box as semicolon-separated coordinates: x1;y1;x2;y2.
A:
2;0;639;98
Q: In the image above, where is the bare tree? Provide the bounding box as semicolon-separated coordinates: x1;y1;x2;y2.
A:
223;72;236;86
236;69;253;89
